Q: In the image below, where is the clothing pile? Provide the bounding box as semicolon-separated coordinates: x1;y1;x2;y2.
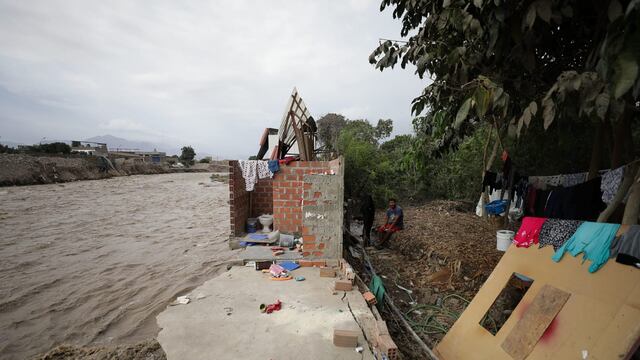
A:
513;217;639;272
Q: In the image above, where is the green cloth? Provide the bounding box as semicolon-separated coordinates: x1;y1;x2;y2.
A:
369;275;386;304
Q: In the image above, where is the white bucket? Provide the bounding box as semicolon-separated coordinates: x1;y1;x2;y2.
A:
496;230;514;252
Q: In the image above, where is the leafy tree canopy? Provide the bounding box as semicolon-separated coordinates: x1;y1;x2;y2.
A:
370;0;640;154
180;146;196;165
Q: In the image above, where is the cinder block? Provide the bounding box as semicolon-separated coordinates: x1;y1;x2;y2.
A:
333;329;359;347
334;280;353;291
362;291;377;305
319;267;336;278
299;260;326;267
377;334;398;360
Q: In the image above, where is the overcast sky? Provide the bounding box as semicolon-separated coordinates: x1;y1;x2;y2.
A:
0;0;427;158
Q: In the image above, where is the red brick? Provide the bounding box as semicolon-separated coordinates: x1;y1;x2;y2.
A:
303;235;315;243
318;243;325;250
302;251;311;257
303;243;316;250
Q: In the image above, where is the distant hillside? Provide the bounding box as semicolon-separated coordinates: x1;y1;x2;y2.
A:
85;135;178;154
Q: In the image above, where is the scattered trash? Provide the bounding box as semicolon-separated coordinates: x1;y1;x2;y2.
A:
355;346;363;353
269;263;287;277
195;293;207;300
224;306;233;316
280;261;300;271
260;300;282;314
295;276;305;281
272;250;285;256
581;350;588;359
170;295;190;306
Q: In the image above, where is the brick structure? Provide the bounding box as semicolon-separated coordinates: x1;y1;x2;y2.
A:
228;157;344;260
228;161;273;236
272;161;331;234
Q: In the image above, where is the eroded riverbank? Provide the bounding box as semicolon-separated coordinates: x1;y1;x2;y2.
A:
0;173;234;359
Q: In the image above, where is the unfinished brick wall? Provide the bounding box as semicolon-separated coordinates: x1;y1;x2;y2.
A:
272;161;331;234
228;161;274;237
229;160;249;236
301;157;344;259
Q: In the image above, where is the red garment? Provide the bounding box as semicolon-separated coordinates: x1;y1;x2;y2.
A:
513;217;547;248
377;224;401;234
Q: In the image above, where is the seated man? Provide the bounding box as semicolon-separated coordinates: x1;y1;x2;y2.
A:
375;198;403;249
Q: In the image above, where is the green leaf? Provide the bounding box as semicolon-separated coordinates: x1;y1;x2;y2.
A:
529;101;538;116
520;108;532;127
595;92;610;119
474;87;491;119
612;51;639;98
542;98;556;129
443;0;451;8
473;0;483;8
455;98;472;129
536;0;552;23
608;0;623;21
524;3;537;28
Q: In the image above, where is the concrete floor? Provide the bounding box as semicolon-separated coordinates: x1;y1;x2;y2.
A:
156;266;375;360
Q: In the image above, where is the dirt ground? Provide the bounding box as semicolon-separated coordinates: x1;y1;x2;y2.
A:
36;340;166;360
349;200;507;359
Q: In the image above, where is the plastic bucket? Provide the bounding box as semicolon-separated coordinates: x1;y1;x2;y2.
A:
279;234;295;247
246;218;258;233
496;230;514;252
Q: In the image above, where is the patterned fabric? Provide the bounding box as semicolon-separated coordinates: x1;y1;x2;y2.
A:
552;222;621;273
538;219;583;251
562;172;588;187
513;217;547;248
601;166;625;204
238;160;273;191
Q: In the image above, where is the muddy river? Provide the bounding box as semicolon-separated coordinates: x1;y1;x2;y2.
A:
0;173;233;359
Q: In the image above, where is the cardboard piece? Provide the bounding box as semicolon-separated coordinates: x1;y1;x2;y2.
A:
501;285;570;360
434;245;640;360
333;329;358;347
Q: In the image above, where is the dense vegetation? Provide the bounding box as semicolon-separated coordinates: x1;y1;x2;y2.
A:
328;0;640;222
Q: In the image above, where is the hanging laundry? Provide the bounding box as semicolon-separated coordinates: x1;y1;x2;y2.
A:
601;166;625;204
610;225;640;269
538;219;583;251
562;172;588;187
481;171;498;192
268;159;280;173
559;177;605;221
552;222;621;273
238;160;273;191
513;217;547;248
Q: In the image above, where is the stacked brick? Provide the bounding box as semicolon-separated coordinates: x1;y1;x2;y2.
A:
272;161;330;234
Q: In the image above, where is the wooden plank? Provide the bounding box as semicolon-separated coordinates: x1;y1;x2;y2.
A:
501;284;570;360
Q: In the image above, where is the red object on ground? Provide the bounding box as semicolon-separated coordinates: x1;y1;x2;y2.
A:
265;300;282;314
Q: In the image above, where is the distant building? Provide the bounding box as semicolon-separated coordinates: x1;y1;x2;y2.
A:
109;149;166;164
71;141;108;156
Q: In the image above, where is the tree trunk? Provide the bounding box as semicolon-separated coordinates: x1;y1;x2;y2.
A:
588;122;604;180
598;162;639;222
622;167;640;225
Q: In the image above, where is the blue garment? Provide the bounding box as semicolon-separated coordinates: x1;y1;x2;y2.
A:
268;160;280;173
386;206;404;229
551;222;621;273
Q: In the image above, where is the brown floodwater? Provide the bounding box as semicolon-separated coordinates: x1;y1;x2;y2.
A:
0;173;234;359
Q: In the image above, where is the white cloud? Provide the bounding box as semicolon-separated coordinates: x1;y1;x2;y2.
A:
0;0;429;158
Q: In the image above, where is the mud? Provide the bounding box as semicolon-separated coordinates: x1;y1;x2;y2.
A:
0;173;234;359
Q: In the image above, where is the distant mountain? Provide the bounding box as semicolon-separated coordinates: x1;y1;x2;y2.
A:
85;135;177;154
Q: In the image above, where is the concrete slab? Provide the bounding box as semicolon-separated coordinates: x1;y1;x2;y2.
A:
237;246;303;261
157;266;375;360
